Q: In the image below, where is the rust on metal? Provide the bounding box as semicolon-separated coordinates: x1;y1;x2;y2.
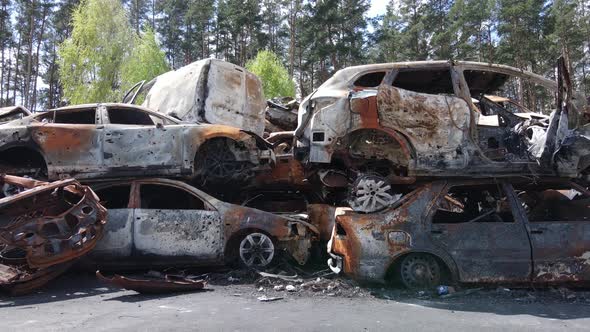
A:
0;175;106;295
328;178;590;287
96;271;206;294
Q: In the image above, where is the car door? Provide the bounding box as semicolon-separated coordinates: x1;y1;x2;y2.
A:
31;107;104;179
428;181;532;283
514;182;590;283
101;105;184;177
133;182;224;264
90;183;135;259
376;66;471;171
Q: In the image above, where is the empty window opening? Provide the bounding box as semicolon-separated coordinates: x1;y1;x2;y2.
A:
432;184;514;224
514;183;589;222
140;184;205;210
94;185;131;209
353;72;386;88
39;109;97;124
108;108;155;125
392;69;454;95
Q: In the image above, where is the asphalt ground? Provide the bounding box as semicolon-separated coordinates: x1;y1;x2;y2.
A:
1;272;589;331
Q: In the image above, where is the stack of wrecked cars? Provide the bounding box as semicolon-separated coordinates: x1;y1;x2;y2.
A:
0;57;588;294
0;59;317;294
302;59;590;288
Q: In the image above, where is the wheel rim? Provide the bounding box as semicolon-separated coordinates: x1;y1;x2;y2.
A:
400;255;440;289
239;233;275;267
203;148;239;179
348;175;398;213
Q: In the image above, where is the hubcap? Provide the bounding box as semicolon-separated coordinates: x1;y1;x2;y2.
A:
400;255;440;289
239;233;275;268
348;175;400;213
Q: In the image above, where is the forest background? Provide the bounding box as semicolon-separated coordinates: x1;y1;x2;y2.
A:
0;0;588;111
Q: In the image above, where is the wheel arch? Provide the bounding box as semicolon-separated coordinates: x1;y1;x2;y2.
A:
332;127;416;168
385;249;460;285
0;144;48;174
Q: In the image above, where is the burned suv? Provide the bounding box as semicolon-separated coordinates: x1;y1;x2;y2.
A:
295;60;590;212
0;103;271;184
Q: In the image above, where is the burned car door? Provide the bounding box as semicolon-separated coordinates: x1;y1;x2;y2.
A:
428;182;531;283
31;107;104;179
90;183;134;258
376;66;472;172
101;106;184;177
514;182;590;283
133;183;223;263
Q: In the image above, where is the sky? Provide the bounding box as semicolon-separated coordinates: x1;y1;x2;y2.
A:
368;0;389;17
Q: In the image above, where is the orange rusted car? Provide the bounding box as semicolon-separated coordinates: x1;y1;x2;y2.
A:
328;178;590;288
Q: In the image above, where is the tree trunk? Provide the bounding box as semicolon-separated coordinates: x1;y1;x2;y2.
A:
31;4;48;111
13;31;22;105
48;41;57;108
5;46;11;104
24;0;36;107
0;1;5;105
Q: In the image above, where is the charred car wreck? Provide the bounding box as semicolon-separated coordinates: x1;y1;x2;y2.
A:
328;178;590;288
0;103;272;186
86;178;316;269
294;60;590;212
0;175;106;295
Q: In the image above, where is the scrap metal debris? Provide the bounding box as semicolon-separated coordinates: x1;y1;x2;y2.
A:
96;271;207;294
265;98;299;134
257;295;283;302
0;175;106;295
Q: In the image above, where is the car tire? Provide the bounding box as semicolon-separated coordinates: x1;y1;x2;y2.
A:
399;253;441;289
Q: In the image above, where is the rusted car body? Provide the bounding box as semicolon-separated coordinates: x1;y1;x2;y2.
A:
0;103;272;183
295;60;590;212
327;178;590;288
86;178;316;269
0;175;106;295
124;59;266;137
0;106;31;124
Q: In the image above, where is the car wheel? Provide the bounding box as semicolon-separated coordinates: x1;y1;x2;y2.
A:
348;174;399;213
239;232;275;268
399;254;441;289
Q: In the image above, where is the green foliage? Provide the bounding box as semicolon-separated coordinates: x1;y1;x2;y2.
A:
58;0;133;104
246;50;295;99
120;28;169;94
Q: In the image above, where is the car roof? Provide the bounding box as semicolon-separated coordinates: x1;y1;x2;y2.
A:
49;103;181;124
320;60;557;92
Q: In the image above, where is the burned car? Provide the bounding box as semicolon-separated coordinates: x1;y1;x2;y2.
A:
87;178;317;269
124;58;266;137
295;60;590;212
0;106;31;125
327;178;590;288
0;175;106;295
0;103;272;184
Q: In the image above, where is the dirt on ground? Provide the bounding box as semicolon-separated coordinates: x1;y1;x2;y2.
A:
98;260;590;306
